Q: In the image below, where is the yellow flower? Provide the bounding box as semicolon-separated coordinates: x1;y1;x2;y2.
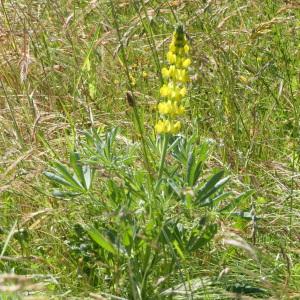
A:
167;51;176;64
175;69;188;82
155;120;167;134
170;86;178;100
142;71;148;79
182;58;191;68
169;42;176;53
172;102;185;115
177;104;185;115
184;44;189;53
162;67;169;78
239;75;248;84
171;121;181;134
180;87;187;97
167;85;187;101
160;84;170;97
155;26;191;135
169;65;176;77
155;120;181;134
158;101;185;116
130;74;136;86
162;66;188;83
158;102;170;115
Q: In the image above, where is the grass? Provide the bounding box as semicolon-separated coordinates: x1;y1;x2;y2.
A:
0;0;299;299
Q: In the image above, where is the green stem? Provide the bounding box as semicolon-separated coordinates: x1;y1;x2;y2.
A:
110;0;154;188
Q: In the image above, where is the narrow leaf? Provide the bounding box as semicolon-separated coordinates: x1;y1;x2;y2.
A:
231;211;260;220
186;150;195;185
220;190;254;212
44;171;76;188
196;173;229;205
70;152;86;189
198;192;232;207
188;224;217;251
52;189;81;198
83;165;94;190
88;228;117;254
52;161;81;188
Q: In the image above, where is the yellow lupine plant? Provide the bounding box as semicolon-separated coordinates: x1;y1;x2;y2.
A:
155;25;190;135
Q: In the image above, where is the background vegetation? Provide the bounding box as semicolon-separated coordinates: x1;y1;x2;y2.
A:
0;0;299;299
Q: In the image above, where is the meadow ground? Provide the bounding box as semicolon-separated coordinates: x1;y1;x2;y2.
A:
0;0;300;299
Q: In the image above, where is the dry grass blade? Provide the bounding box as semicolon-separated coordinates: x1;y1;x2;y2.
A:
0;273;46;294
251;17;295;38
218;229;258;260
90;292;127;300
0;220;17;258
0;148;34;179
89;292;108;300
19;31;31;83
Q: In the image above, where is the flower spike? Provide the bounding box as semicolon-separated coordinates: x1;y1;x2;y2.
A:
155;25;191;135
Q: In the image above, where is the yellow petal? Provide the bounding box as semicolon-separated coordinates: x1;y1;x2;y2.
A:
169;42;176;53
184;44;189;53
167;51;176;64
175;69;187;82
158;102;169;114
173;121;181;133
166;120;172;133
182;58;191;68
178;105;185;115
180;87;187;97
142;71;148;78
169;65;176;77
155;120;166;134
160;85;170;97
161;67;169;78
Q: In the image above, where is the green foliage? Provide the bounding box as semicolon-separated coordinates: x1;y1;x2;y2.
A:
44;128;231;298
44;151;94;197
0;0;299;299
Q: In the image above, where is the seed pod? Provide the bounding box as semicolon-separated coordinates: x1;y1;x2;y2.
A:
126;91;136;107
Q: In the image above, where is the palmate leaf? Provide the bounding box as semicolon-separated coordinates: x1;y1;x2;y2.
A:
195;171;229;205
44;151;94;198
173;239;185;259
161;220;217;256
105;127;118;159
84;128;119;166
52;161;83;188
44;169;85;197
